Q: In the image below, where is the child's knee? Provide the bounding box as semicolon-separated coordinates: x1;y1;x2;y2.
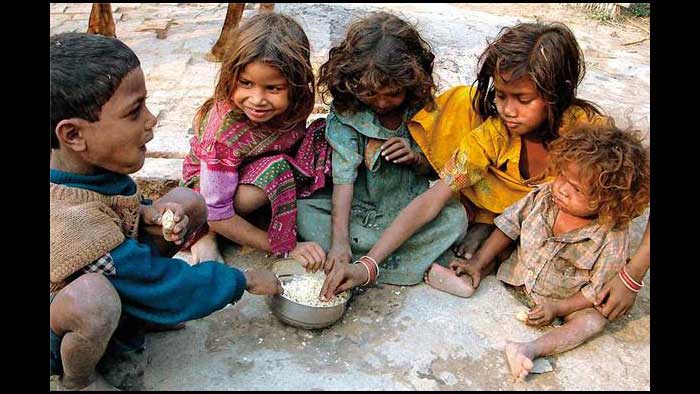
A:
53;274;122;337
579;308;608;335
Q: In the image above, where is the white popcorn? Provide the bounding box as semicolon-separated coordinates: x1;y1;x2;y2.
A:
161;210;176;231
281;273;350;307
515;309;529;322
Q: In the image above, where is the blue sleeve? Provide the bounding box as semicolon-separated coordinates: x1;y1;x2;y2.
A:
107;239;247;325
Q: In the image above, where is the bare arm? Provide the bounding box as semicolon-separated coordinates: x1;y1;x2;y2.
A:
626;221;650;282
330;184;354;250
209;215;271;253
554;291;595;317
527;290;594;327
366;180;455;264
318;184;355;272
470;228;514;269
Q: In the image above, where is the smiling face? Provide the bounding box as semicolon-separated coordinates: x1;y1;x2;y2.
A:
357;85;407;115
79;67;157;174
493;72;548;137
551;162;598;218
232;61;290;124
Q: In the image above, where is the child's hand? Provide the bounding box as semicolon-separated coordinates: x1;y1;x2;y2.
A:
244;269;284;296
319;261;367;301
449;257;483;289
526;302;560;327
290;241;327;273
594;274;637;320
151;202;190;245
324;243;352;274
381;137;418;165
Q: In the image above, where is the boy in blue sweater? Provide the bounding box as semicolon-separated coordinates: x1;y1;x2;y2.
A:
49;32;283;390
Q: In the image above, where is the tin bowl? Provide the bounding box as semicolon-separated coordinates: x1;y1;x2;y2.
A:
267;259;350;330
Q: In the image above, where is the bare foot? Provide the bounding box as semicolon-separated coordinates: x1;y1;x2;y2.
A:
453;223;494;258
425;263;475;297
190;231;225;264
505;341;536;382
57;373;120;391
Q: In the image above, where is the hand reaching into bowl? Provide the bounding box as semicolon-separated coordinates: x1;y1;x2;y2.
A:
319;261;368;301
244;269;283;296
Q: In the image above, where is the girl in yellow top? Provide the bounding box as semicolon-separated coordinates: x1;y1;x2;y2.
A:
320;22;613;299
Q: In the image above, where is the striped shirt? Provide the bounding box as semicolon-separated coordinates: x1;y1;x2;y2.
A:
495;183;630;304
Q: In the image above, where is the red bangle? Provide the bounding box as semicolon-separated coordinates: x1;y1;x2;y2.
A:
619;269;641;291
618;268;641;293
620;265;642;291
353;256;379;286
622;265;644;288
359;256;379;283
353;260;372;286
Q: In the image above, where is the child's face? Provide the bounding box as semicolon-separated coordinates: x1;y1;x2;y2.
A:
357;85;407;115
79;67;157;174
551;162;598;218
232;61;290;124
493;72;548;137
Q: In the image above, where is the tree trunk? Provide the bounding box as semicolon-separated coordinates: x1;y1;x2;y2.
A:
87;3;116;37
208;3;246;62
259;3;275;13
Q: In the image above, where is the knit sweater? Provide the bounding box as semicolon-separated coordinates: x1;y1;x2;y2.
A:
50;182;140;294
50;169;247;325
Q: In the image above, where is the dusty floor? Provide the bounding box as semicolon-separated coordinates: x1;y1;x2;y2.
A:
50;3;650;390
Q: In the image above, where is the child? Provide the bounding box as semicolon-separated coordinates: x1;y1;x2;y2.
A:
50;32;282;390
450;125;650;380
181;12;331;267
297;11;467;293
319;22;613;299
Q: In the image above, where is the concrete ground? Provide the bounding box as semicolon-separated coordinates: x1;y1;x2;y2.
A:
50;3;650;390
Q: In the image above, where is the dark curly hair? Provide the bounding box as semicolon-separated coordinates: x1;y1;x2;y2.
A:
318;11;436;115
194;12;315;132
547;125;650;229
472;22;604;144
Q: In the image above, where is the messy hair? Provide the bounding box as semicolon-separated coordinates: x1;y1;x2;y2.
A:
194;13;315;132
548;125;650;229
50;32;141;149
318;11;436;114
472;22;603;144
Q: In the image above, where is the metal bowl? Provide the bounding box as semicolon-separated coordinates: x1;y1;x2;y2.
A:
267;259;350;330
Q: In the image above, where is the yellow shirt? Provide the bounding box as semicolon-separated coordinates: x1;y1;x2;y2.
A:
408;85;611;224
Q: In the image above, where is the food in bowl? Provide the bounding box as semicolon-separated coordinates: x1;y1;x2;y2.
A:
280;273;350;307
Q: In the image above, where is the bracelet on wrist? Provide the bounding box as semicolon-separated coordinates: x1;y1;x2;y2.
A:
353;260;372;286
622;265;644;288
353;255;379;286
618;266;642;293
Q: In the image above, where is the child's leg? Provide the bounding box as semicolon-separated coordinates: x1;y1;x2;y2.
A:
424;263;475;297
505;308;607;381
190;184;269;263
453;223;494;258
50;274;122;390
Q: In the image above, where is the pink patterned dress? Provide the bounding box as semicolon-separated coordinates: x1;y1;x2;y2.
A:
182;101;330;255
